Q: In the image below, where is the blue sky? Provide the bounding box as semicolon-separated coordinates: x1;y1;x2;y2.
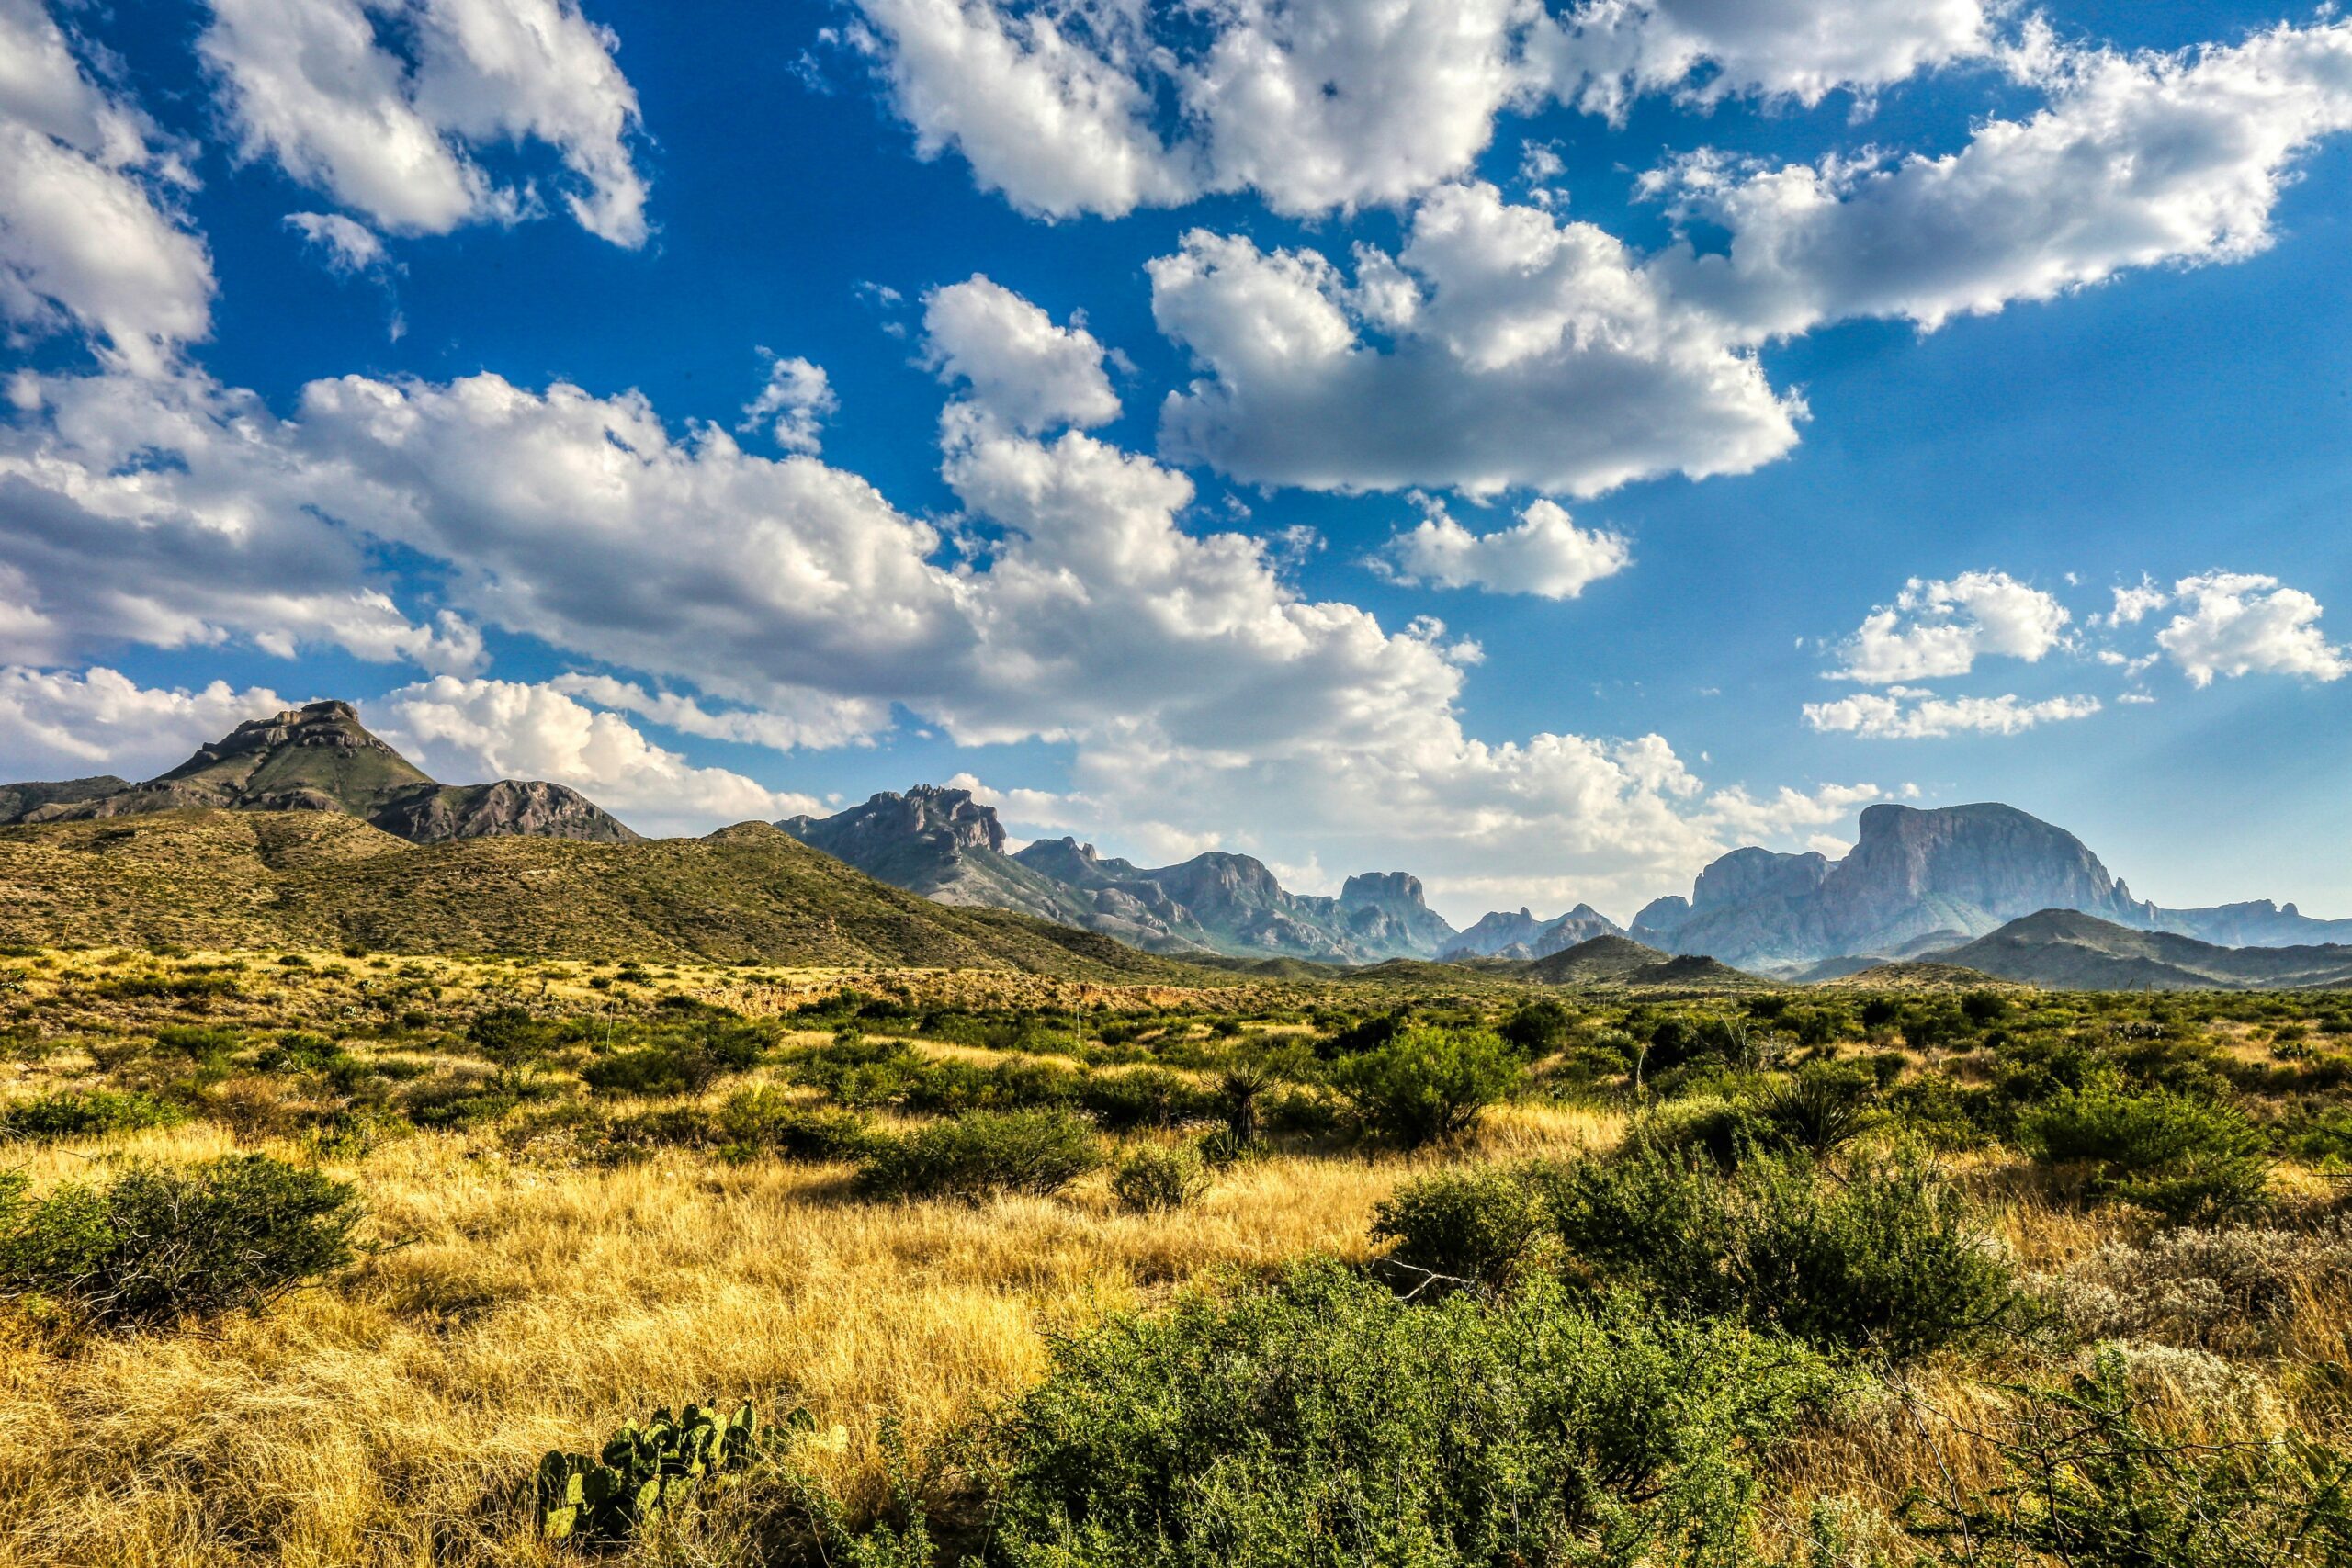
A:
2;0;2349;924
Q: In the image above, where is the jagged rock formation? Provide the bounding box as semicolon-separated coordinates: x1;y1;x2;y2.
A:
4;701;637;844
782;791;1458;963
1444;903;1623;960
2158;899;2352;946
1339;873;1460;957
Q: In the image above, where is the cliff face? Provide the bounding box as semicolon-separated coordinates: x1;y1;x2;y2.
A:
8;701;639;844
1654;802;2163;970
1339;872;1459;958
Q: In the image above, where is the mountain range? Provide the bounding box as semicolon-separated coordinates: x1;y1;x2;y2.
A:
3;702;2347;987
0;701;633;843
780;786;1469;964
1628;802;2352;973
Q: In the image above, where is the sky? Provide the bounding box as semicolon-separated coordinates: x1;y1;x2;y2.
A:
2;0;2350;927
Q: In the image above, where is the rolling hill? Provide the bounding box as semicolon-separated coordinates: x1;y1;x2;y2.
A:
1930;909;2352;990
0;809;1213;977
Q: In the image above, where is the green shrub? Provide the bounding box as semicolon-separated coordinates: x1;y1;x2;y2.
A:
1370;1163;1550;1291
0;1089;186;1141
0;1155;359;1327
1078;1066;1217;1131
1328;1025;1520;1147
856;1109;1102;1201
2022;1083;2271;1222
1542;1146;2018;1360
401;1075;518;1130
1109;1144;1209;1213
1498;998;1574;1054
715;1087;880;1163
986;1261;1838;1566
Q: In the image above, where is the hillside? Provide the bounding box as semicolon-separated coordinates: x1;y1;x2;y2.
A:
0;810;1209;977
5;702;637;844
1932;909;2352;990
1500;934;1763;991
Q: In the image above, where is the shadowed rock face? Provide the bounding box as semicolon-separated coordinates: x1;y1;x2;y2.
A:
5;699;637;844
1655;802;2163;970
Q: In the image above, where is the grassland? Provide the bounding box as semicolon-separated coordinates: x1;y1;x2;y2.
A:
0;947;2347;1565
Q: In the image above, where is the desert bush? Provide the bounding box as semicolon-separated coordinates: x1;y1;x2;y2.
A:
0;1155;358;1327
985;1261;1838;1566
0;1088;185;1141
1370;1162;1550;1291
1541;1146;2018;1360
1903;1346;2352;1566
401;1069;518;1130
715;1087;880;1163
1078;1066;1217;1131
2040;1218;2352;1352
855;1109;1102;1201
1109;1143;1210;1213
2022;1083;2271;1221
1498;998;1574;1054
1328;1025;1520;1147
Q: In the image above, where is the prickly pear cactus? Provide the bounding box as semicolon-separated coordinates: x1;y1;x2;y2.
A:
534;1399;782;1543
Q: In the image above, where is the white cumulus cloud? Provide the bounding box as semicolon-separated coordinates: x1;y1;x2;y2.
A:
200;0;650;244
922;275;1121;434
374;676;821;835
0;0;214;373
1151;185;1802;499
1374;498;1631;599
0;665;290;780
1803;686;2103;739
739;353;836;455
1826;570;2072;684
2155;571;2348;687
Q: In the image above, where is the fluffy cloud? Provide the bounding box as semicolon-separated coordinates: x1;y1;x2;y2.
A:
1826;571;2071;684
0;367;484;672
0;275;1882;911
1538;0;1993;118
1152;186;1801;498
922;276;1121;433
1374;498;1630;599
200;0;649;244
1803;687;2103;739
846;0;2001;220
0;0;213;372
285;211;388;275
739;354;836;455
374;677;820;835
2155;571;2348;687
0;665;288;780
1656;20;2352;338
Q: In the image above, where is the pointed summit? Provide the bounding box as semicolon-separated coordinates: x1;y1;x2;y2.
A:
4;698;638;844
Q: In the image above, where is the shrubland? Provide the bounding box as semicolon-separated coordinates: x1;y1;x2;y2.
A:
0;948;2345;1563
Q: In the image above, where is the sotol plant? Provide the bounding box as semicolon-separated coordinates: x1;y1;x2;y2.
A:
534;1400;792;1543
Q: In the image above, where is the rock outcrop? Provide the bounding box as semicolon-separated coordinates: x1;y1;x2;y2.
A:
7;700;637;844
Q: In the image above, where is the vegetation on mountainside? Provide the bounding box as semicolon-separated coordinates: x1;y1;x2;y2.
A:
0;946;2348;1563
0;810;1215;976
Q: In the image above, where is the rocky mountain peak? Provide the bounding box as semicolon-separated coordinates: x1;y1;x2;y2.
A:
1340;871;1428;909
2;699;635;844
1692;847;1831;912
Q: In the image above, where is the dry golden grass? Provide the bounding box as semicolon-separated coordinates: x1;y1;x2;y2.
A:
4;950;2348;1566
0;1090;1616;1568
